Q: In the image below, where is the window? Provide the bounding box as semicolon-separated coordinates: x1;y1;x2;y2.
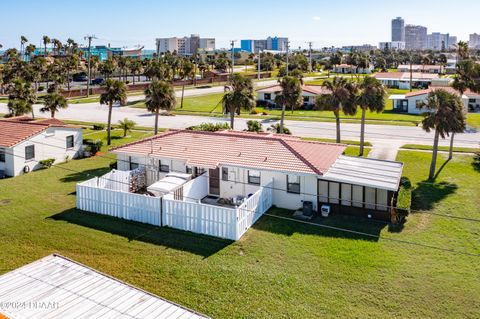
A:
287;175;300;194
222;167;229;181
186;165;193;174
303;96;309;103
0;149;5;163
264;93;271;100
196;168;206;176
66;135;74;149
25;145;35;161
129;157;139;170
469;98;476;103
159;160;169;173
248;170;260;185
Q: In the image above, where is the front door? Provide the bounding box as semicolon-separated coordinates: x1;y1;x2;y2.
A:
209;168;220;196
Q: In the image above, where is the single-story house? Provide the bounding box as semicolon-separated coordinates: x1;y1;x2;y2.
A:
397;64;443;74
332;63;374;74
389;86;480;114
373;72;453;90
0;116;83;177
111;130;404;220
0;254;209;319
256;84;330;108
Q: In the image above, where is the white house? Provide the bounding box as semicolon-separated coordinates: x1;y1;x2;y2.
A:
111;130;404;220
397;64;443;74
0;254;209;319
389;87;480;114
332;63;374;74
0;116;83;177
373;72;453;90
256;84;330;108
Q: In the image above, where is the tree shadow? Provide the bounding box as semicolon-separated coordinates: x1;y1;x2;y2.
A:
473;153;480;172
49;208;231;258
433;159;450;180
59;167;111;183
253;208;386;242
411;181;458;211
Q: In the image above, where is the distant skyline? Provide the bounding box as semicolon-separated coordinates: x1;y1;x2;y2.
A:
1;0;479;50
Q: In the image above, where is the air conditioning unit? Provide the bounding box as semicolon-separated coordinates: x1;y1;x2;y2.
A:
321;205;331;217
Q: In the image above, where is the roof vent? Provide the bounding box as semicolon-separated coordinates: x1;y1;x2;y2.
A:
263;157;268;162
238;152;242;157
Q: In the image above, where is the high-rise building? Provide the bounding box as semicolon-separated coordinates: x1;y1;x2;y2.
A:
391;17;405;42
469;33;480;49
405;24;428;50
239;36;288;52
156;35;215;56
448;36;458;49
427;32;450;51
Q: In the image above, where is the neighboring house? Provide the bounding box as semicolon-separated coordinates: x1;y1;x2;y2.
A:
332;63;374;74
0;254;209;319
256;84;330;108
397;64;443;74
373;72;452;89
389;86;480;114
0;116;83;177
111;130;404;220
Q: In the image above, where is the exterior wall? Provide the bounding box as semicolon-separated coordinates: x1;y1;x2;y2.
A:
0;147;14;177
219;165;318;211
257;91;317;106
9;127;82;177
392;95;469;114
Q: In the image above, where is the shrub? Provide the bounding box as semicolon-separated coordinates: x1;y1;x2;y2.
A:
39;158;55;168
473;152;480;171
84;139;103;154
262;111;268;115
250;108;259;115
186;122;230;132
267;123;291;135
92;124;106;130
109;161;117;169
246;120;263;132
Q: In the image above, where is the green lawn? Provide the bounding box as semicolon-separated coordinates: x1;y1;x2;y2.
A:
401;144;480;153
467;113;480;128
1;131;479;318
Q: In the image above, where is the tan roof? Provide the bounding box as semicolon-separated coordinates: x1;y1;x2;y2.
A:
111;130;347;175
405;86;480;98
257;84;331;95
0;116;68;147
374;72;440;80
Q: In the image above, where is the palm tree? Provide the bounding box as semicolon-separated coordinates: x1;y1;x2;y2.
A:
25;44;36;61
129;59;142;84
419;89;466;180
179;59;194;108
42;36;50;57
20;36;28;58
275;76;303;134
315;77;357;143
145;80;176;134
356;76;386;156
40;92;68;118
100;79;127;145
118;118;136;137
63;54;79;91
220;73;256;129
6;79;37;117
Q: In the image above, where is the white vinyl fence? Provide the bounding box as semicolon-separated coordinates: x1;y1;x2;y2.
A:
76;174;273;241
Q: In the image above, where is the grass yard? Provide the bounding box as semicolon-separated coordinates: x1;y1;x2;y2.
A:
467;113;480;128
401;144;480;153
0;131;479;318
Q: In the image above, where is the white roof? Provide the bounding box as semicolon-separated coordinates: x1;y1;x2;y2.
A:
388;94;406;100
147;173;191;194
322;156;403;191
0;254;209;319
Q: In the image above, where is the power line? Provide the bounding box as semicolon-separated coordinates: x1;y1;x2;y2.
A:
1;131;478;223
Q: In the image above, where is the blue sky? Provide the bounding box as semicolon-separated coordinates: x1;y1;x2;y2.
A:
1;0;479;50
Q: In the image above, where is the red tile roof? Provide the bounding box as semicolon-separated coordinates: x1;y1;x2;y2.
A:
257;84;331;95
0;117;68;148
111;130;346;175
405;86;480;98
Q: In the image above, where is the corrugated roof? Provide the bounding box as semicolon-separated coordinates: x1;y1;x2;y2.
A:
111;130;346;175
322;155;403;191
0;117;68;148
0;254;209;319
373;72;440;80
405;86;480;98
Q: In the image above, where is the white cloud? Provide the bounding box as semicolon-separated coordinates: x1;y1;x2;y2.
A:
313;16;321;21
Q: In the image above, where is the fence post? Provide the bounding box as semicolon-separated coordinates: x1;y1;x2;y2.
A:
160;197;163;227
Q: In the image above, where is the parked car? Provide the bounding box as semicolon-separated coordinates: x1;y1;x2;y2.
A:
91;78;105;86
72;73;88;82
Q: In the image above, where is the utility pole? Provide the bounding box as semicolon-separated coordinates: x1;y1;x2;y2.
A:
230;40;236;74
307;41;313;73
286;41;290;76
409;50;413;92
155;38;160;62
84;35;96;97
